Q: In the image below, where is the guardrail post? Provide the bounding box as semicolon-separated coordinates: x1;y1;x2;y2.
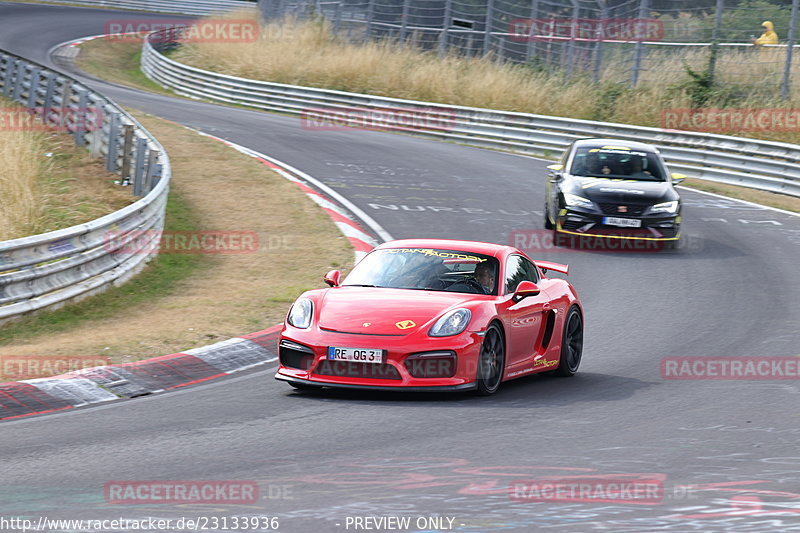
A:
781;0;799;99
57;81;73;132
120;123;135;185
399;0;410;42
526;0;539;62
439;0;452;57
132;137;148;196
12;62;26;100
27;67;41;108
630;0;649;87
74;88;89;146
483;0;495;56
365;0;374;41
106;112;121;172
565;0;579;80
42;71;56;112
593;0;608;83
707;0;724;86
333;1;342;34
3;58;18;96
144;149;159;193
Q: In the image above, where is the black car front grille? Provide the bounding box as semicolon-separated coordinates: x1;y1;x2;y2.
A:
279;341;314;370
314;360;402;380
561;219;589;231
598;203;648;216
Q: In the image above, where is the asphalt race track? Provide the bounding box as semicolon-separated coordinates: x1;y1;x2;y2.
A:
0;3;799;532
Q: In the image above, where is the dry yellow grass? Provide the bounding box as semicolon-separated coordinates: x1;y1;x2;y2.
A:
0;97;132;241
0;101;48;240
173;11;800;147
172;11;600;118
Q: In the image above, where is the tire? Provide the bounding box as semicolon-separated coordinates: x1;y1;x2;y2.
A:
475;323;506;395
544;201;554;229
554;306;583;377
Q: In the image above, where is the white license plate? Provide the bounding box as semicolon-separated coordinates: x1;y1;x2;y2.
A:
603;216;642;228
327;347;384;364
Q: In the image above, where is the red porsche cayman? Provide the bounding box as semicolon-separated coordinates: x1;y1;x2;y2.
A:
275;239;583;395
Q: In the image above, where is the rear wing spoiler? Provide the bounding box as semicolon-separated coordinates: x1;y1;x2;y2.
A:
534;260;569;276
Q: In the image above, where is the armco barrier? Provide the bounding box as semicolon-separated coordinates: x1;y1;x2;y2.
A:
23;0;254;16
0;50;171;322
141;27;800;198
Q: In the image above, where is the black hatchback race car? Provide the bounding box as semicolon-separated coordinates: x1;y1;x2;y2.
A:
545;139;685;242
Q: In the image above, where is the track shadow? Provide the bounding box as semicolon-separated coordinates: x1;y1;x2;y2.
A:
281;371;655;408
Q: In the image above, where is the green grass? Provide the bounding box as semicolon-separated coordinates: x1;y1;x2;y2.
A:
0;190;209;344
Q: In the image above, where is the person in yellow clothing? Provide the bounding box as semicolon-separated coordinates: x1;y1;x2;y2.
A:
753;21;778;46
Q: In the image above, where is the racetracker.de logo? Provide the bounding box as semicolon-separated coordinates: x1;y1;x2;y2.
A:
661;108;800;133
509;18;664;42
0;107;102;132
510;474;665;504
300;106;456;132
661;357;800;380
509;229;697;253
104;19;259;43
0;356;110;380
104;481;259;504
103;230;259;255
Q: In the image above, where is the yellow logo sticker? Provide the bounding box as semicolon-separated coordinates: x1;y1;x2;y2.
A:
395;320;416;330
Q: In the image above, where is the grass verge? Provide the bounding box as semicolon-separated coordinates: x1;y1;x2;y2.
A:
0;110;352;362
0;96;130;240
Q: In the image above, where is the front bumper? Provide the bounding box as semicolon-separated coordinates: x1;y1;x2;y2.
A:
275;374;477;392
556;207;680;241
275;326;484;390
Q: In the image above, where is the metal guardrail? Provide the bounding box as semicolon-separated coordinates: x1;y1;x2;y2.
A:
141;28;800;198
28;0;254;16
0;50;171;322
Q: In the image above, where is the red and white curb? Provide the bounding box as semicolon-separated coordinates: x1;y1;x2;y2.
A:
0;325;282;421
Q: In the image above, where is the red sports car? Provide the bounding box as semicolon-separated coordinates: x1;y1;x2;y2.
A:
275;239;583;395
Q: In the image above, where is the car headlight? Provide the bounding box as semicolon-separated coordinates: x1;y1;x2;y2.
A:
647;200;679;214
429;309;472;337
563;193;594;209
287;298;313;329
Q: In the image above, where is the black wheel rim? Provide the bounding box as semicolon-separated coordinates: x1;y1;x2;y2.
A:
480;328;504;391
565;312;583;371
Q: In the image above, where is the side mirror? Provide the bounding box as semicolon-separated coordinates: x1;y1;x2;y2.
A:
323;269;342;287
547;164;564;172
514;280;541;300
671;172;687;185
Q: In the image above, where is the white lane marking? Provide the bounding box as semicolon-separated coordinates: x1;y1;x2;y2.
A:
198;134;393;242
677;186;799;218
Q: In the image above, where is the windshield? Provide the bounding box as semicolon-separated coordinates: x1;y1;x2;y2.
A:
343;248;499;295
569;146;666;181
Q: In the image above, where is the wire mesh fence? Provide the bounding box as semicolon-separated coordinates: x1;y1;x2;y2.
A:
258;0;800;97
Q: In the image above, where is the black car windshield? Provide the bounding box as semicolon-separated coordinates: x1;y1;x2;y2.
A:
569;146;666;181
342;248;499;295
